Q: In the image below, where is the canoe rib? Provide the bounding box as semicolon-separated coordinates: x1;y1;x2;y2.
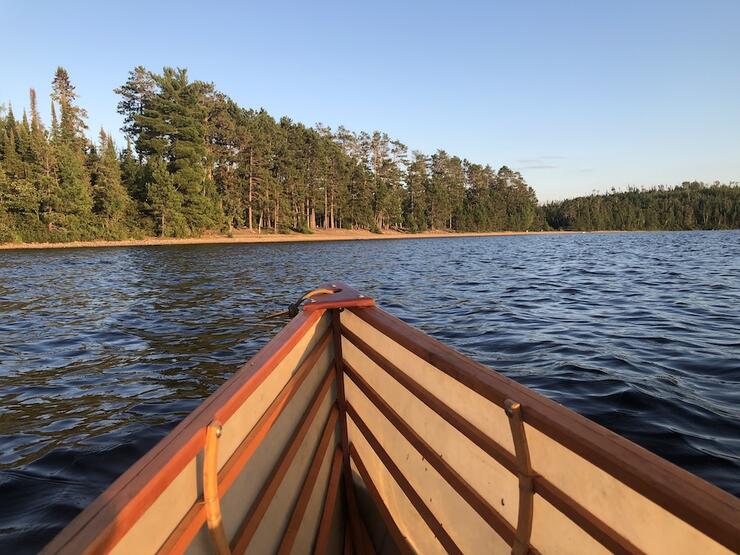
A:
504;400;534;555
203;421;230;555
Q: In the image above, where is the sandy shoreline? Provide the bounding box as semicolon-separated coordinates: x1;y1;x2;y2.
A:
0;229;585;251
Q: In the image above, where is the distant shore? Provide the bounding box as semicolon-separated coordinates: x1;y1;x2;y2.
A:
0;228;586;251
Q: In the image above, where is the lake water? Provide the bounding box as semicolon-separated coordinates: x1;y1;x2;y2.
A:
1;231;738;552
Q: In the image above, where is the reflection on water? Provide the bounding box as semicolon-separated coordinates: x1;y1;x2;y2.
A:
0;231;738;551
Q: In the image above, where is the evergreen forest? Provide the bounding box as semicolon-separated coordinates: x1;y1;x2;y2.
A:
0;67;737;243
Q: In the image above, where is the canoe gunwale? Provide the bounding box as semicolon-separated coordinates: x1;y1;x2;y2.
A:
41;309;326;555
350;305;740;553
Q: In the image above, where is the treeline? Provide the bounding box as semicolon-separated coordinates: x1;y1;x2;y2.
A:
0;66;540;243
543;183;740;231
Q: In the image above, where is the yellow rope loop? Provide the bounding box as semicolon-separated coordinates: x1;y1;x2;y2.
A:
288;287;337;317
262;287;338;320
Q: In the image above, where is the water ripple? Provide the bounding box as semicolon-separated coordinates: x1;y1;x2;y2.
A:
0;230;738;552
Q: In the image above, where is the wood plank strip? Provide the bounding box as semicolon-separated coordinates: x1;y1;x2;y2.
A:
342;323;518;474
42;309;325;555
343;361;516;546
534;477;643;555
155;501;203;555
347;403;463;555
312;448;343;555
349;445;415;555
343;526;352;555
230;370;336;555
277;407;339;555
352;307;740;553
157;329;333;553
344;467;376;555
219;331;333;495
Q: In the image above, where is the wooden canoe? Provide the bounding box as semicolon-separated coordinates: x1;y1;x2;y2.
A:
42;284;739;554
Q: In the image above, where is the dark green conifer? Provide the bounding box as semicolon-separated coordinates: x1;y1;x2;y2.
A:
92;130;130;228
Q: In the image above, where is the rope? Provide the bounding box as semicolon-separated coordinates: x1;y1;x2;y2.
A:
262;287;336;320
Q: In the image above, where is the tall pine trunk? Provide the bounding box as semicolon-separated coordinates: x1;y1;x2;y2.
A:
274;187;279;232
248;151;253;231
324;185;328;229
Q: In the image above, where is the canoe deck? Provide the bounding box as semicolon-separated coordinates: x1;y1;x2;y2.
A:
42;284;740;554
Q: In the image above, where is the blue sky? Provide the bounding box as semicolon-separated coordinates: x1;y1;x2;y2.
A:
2;0;738;201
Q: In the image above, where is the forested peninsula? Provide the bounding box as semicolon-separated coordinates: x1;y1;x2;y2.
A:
1;67;738;244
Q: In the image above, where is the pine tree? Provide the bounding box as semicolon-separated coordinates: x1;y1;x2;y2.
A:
50;67;93;227
144;156;186;236
0;160;15;241
50;101;59;143
114;66;156;157
120;138;143;201
405;152;429;232
429;150;453;229
29;88;54;180
52;67;88;148
204;93;248;230
130;67;223;234
0;119;40;218
92;130;130;229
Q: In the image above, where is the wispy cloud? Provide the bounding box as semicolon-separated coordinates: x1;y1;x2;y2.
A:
515;155;564;170
518;163;558;170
